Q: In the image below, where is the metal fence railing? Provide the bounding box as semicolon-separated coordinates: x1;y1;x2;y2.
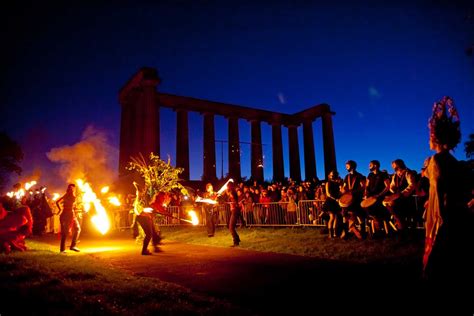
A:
108;196;426;231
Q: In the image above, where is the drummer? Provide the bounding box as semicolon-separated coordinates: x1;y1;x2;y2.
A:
383;159;417;230
340;160;366;239
364;160;391;234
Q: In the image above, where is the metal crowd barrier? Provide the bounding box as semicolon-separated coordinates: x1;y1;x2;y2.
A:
297;200;326;227
110;196;425;230
213;200;327;227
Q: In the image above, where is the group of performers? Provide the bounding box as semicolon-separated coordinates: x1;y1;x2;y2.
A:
323;158;422;240
322;95;473;285
0;181;89;254
1;96;472;290
131;179;242;255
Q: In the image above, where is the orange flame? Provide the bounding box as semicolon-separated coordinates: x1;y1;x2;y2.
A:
25;181;37;190
195;196;218;205
15;189;26;200
216;178;234;196
76;179;110;235
187;210;199;225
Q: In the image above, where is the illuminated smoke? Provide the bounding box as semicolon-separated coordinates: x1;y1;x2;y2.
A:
46;125;118;186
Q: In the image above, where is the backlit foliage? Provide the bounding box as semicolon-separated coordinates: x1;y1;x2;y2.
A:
126;153;188;205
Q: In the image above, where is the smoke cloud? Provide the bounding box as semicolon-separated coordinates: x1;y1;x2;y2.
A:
47;125;118;188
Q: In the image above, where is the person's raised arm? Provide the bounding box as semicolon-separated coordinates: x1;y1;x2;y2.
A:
56;195;64;215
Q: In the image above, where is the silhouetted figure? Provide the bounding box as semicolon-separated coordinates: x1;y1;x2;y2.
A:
383;159;416;231
340;160;365;239
31;189;52;236
323;170;342;238
203;183;218;237
363;160;390;235
226;181;241;247
133;182;164;255
56;184;81;253
423;96;473;289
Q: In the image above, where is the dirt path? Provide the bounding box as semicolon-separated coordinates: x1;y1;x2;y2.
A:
34;233;434;314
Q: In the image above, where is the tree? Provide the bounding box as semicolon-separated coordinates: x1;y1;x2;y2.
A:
0;132;23;191
465;133;474;160
126;153;188;207
126;153;189;242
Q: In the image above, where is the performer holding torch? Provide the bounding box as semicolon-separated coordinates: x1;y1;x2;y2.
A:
202;183;218;237
133;182;164;255
196;179;234;237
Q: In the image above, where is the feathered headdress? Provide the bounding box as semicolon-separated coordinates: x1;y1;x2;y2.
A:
428;96;461;150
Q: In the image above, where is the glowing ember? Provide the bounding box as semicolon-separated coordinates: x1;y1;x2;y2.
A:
187;210;199;225
52;193;60;201
15;189;26;200
101;186;109;194
25;181;37;190
108;196;121;206
76;179;110;235
143;207;153;213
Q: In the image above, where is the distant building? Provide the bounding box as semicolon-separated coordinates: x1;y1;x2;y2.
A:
118;67;336;188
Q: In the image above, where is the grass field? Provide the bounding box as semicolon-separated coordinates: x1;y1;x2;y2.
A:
0;237;245;315
0;226;424;315
160;225;424;264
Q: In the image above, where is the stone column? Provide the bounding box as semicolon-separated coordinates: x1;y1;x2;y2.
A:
322;111;337;178
250;120;264;182
271;123;284;182
302;120;317;181
203;113;217;182
176;109;190;180
287;125;301;182
118;101;135;176
140;78;160;158
228;117;241;181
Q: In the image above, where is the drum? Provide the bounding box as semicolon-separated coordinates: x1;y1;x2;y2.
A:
361;196;377;209
382;193;400;207
338;193;353;208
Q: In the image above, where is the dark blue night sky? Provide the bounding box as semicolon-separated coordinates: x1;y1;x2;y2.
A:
2;1;473;188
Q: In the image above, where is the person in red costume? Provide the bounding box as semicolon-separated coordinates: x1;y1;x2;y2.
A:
0;196;33;254
133;182;169;255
